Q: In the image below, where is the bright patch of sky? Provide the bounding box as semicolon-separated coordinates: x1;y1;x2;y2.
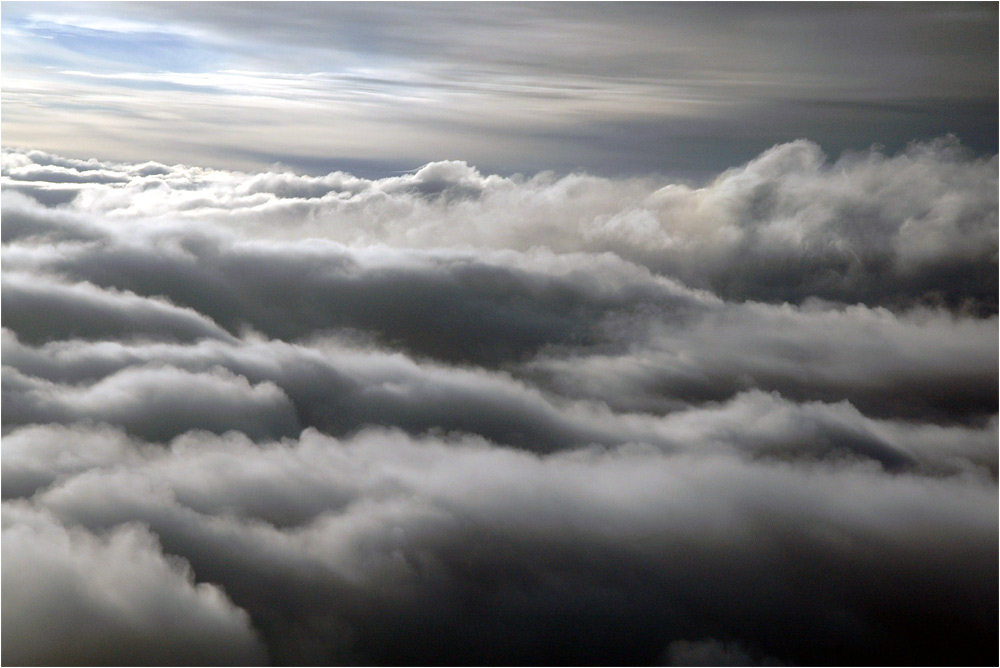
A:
3;12;216;71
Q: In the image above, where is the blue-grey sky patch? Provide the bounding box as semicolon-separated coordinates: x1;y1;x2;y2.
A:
2;2;995;177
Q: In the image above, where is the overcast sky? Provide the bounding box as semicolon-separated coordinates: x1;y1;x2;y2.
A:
2;2;997;177
2;3;998;666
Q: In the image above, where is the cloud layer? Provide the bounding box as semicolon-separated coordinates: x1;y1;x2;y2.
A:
2;141;997;665
2;4;996;175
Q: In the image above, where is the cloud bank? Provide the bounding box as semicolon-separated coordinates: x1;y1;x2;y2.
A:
2;140;996;665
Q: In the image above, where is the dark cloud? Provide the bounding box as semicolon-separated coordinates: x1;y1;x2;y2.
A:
1;272;235;346
2;363;300;443
525;301;998;424
6;328;995;472
5;228;702;367
4;425;996;666
2;504;267;666
0;191;101;241
6;165;129;185
2;143;995;666
1;183;82;208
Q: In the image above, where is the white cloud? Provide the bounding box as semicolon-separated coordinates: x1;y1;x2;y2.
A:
5;138;993;309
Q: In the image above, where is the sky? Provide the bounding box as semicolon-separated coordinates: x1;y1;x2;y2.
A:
1;2;997;178
1;3;998;667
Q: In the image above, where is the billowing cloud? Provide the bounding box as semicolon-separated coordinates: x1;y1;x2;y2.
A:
2;504;266;666
4;424;996;665
3;363;300;443
2;141;996;665
4;138;995;311
3;330;997;472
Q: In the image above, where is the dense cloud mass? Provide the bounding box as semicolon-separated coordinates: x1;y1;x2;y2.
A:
2;141;997;666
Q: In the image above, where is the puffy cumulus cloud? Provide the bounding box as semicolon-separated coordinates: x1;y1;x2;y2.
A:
2;141;996;665
0;329;621;451
3;137;994;310
1;422;151;499
3;330;997;475
1;148;168;176
2;505;266;666
4;192;994;415
525;301;998;423
651;138;998;310
3;424;996;665
3;363;300;442
3;225;708;366
1;190;111;240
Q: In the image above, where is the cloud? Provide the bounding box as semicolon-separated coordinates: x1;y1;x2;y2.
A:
4;424;996;665
5;138;994;311
2;4;995;174
3;363;300;442
3;329;997;477
2;141;995;665
0;190;107;242
1;272;235;345
2;504;266;665
4;224;993;424
662;638;783;666
525;300;998;423
1;217;707;366
6;164;129;185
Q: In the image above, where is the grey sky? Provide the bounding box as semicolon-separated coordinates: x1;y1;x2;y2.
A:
3;138;998;664
2;2;996;177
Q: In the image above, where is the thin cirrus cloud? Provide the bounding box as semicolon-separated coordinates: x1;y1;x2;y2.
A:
1;135;997;665
1;3;996;176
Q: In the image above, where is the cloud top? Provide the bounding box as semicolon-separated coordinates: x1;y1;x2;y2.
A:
2;141;996;665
